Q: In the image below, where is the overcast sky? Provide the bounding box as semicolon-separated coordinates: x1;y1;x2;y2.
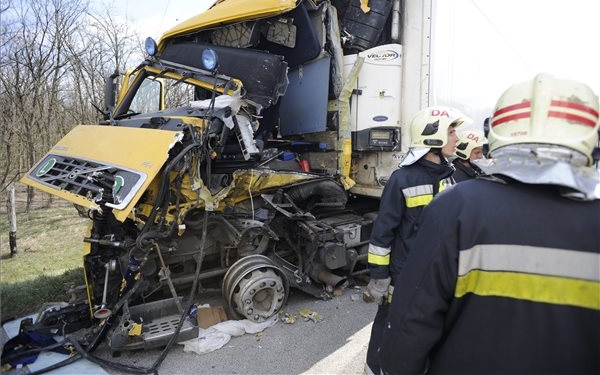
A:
97;0;600;126
433;0;600;126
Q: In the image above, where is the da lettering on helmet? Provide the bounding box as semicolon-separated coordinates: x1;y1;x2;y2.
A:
431;109;450;117
466;133;480;142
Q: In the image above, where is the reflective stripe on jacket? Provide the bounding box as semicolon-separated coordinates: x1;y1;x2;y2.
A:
367;157;454;280
379;178;600;375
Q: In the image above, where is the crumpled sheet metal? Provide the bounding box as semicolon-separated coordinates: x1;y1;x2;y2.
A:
222;169;321;206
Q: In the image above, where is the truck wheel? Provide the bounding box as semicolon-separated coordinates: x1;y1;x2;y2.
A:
222;255;289;322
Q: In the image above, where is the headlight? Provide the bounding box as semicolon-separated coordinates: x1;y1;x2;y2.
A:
145;37;158;56
201;48;218;71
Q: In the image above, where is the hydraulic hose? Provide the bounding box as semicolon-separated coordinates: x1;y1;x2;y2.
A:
139;141;202;238
145;155;211;373
67;338;158;375
0;340;71;366
27;353;83;375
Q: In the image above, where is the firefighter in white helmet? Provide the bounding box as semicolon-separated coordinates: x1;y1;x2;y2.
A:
452;129;487;182
364;106;468;375
379;73;600;374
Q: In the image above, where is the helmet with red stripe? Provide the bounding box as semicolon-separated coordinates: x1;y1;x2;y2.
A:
489;73;599;166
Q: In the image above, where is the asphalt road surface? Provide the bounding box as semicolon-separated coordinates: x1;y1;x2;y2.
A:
92;286;378;375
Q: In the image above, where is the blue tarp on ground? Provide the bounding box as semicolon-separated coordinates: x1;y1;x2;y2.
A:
1;315;108;375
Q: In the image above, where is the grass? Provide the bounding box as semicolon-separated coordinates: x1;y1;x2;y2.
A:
0;206;89;320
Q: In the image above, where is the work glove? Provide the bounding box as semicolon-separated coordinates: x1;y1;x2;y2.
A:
362;277;391;305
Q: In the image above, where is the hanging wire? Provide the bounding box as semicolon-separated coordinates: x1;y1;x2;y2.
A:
468;0;534;73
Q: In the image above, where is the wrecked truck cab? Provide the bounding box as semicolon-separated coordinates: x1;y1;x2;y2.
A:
19;0;409;353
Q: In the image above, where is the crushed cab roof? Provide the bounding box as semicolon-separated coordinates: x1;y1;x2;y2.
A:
158;0;298;50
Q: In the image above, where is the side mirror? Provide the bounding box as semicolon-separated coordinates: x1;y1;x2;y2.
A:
103;70;120;119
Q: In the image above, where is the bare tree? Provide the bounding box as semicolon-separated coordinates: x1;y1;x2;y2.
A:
0;0;89;207
0;0;143;210
68;5;142;124
0;0;20;189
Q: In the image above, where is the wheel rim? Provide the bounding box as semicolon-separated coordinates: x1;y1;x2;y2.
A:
222;255;289;322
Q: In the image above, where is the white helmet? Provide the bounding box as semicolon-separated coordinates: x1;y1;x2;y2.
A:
409;106;468;148
489;73;599;166
455;130;487;160
401;106;469;166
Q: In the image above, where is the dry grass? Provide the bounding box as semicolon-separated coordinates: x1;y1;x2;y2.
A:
0;205;89;320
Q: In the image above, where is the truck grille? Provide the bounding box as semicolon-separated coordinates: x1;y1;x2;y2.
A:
28;154;146;210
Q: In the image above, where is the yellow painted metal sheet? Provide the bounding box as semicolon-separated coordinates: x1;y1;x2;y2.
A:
143;66;242;96
224;169;318;205
21;125;184;222
159;0;297;49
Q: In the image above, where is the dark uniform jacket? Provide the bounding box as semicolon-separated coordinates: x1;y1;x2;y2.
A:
379;178;600;375
451;158;483;182
368;157;454;283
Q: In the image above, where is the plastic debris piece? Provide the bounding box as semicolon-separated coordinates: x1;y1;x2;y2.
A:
128;322;143;336
279;311;297;324
299;309;323;323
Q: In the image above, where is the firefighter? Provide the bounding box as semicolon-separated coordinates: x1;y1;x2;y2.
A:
451;129;487;182
379;73;600;374
363;106;468;375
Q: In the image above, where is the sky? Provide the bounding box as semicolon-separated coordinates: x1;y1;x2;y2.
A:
432;0;600;126
95;0;600;127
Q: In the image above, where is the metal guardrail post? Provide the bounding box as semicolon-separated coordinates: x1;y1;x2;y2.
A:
7;184;17;256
